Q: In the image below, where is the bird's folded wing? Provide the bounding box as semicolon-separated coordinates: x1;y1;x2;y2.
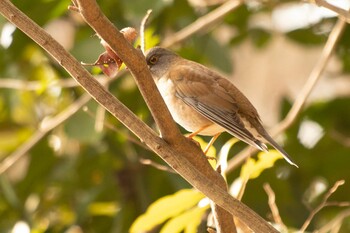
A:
172;65;265;150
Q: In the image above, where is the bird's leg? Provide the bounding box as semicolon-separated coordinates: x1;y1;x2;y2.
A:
187;125;210;139
187;126;220;160
203;133;221;155
186;125;211;150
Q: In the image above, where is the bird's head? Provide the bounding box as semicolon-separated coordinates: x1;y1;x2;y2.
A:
145;47;177;79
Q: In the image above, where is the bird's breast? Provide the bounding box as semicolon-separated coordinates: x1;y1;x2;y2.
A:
155;76;223;135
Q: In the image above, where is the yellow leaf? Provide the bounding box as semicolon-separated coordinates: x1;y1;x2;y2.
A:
130;189;205;233
240;150;283;181
88;202;120;216
135;27;160;51
189;136;217;168
160;206;209;233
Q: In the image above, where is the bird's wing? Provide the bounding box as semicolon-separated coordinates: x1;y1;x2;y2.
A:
170;63;266;151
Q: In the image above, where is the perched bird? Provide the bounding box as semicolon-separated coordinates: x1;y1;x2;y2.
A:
145;47;297;167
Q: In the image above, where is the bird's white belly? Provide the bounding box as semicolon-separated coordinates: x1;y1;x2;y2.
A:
155;77;224;136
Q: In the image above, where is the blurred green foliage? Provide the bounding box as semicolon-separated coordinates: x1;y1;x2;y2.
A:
1;0;350;232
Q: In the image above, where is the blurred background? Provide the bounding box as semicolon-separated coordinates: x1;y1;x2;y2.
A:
1;0;350;232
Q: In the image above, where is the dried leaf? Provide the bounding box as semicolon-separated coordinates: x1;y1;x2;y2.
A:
83;27;137;77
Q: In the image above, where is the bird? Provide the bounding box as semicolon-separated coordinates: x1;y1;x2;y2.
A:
145;46;297;167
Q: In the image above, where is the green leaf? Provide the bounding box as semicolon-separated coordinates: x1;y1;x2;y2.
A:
250;28;271;48
202;37;233;74
181;36;233;74
337;26;350;73
229;31;247;46
240;150;283;181
130;189;205;233
160;206;208;233
64;101;103;143
287;28;326;45
0;128;32;154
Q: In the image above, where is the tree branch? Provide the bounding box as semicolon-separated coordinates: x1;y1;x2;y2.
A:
300;180;345;232
161;0;243;47
263;183;287;231
0;76;97;90
312;0;350;22
140;9;152;53
0;0;276;231
317;208;350;233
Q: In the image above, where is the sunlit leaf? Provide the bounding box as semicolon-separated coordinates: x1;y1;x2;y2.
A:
190;136;217;168
56;205;76;226
160;206;208;233
11;92;37;125
88;202;120;216
240;150;283;181
135;27;161;51
0;128;32;154
130;189;204;233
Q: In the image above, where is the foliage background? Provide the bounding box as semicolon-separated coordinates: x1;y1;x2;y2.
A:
0;0;350;232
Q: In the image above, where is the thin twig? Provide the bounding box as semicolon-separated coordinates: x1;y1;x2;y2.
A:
271;16;348;136
226;12;348;172
139;158;176;173
300;180;345;232
94;104;106;132
236;178;248;201
0;77;98;90
330;130;350;148
324;201;350;208
312;0;350;23
316;208;350;233
263;183;287;231
140;9;152;54
161;0;243;47
69;0;79;11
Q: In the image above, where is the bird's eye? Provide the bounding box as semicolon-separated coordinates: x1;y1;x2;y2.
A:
149;55;158;65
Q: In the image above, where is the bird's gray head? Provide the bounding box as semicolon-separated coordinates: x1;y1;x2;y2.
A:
145;47;178;79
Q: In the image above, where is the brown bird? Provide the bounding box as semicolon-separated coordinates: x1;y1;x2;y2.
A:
145;47;297;167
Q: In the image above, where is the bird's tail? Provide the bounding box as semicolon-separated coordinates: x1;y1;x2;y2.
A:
263;133;298;168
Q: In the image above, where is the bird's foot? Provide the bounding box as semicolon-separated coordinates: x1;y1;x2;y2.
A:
186;136;201;148
205;155;217;161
